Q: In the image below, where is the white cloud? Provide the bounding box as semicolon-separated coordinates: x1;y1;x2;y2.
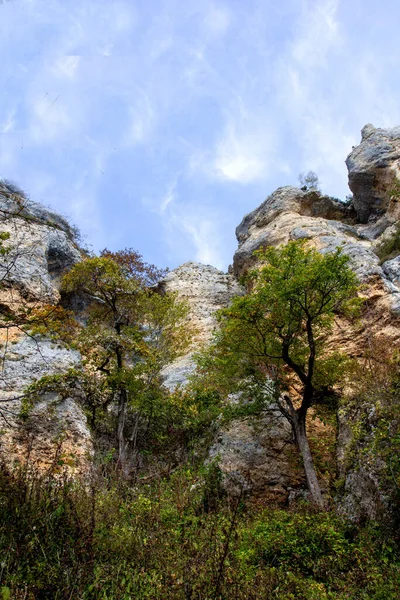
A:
203;4;231;36
160;182;176;214
30;95;72;143
126;90;155;145
0;108;16;134
180;214;223;267
52;55;81;78
214;125;267;183
167;209;225;269
291;0;341;68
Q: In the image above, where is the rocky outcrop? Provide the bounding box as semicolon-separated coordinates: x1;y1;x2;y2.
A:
209;408;304;504
233;186;356;278
0;337;92;476
233;186;400;314
346;124;400;223
229;125;400;517
0;182;81;302
160;262;243;389
0;182;90;476
2;124;400;517
159;265;314;505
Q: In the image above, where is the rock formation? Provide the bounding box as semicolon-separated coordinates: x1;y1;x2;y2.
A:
0;182;91;476
160;262;243;389
346;123;400;223
164;125;400;512
1;124;400;518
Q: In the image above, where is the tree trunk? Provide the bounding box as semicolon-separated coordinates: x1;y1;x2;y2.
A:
117;388;128;474
293;410;325;509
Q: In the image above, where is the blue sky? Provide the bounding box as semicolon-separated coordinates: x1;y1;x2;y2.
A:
1;0;399;271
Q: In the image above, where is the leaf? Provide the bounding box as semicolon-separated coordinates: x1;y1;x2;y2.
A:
1;587;11;600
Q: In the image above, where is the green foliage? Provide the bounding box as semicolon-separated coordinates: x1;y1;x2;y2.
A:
376;223;400;263
17;250;193;471
340;350;400;521
62;255;190;372
195;241;359;409
0;466;399;599
238;510;352;576
0;231;10;256
193;241;360;506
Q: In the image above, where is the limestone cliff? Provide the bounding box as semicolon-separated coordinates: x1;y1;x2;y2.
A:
160;262;243;389
0;181;92;476
164;125;400;514
1;124;400;519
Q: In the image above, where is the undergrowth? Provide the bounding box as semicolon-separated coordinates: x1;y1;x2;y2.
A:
0;464;399;600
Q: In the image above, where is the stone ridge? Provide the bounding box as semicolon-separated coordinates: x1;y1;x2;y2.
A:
0;183;89;477
233;186;358;278
1;124;400;513
160;261;243;390
225;124;400;514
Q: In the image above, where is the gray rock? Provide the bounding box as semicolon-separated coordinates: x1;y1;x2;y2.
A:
0;336;92;477
0;336;80;393
0;197;81;302
382;255;400;286
233;187;359;278
0;182;76;239
209;408;304;502
346;124;400;222
159;262;243;390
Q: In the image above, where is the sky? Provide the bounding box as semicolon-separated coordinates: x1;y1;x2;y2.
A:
1;0;400;271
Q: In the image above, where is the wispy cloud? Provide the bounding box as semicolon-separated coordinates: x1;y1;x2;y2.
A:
0;108;16;134
166;206;225;269
291;0;341;68
203;4;232;36
2;0;400;271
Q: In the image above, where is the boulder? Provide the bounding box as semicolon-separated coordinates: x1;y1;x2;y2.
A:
346;124;400;223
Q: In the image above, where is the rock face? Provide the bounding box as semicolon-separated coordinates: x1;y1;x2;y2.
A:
160;262;243;389
2;124;400;517
229;125;400;517
0;182;91;476
0;183;81;302
0;337;92;476
209;408;304;504
233;186;356;278
346;124;400;223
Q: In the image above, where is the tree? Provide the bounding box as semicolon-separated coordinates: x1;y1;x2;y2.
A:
195;241;360;507
62;251;190;472
298;170;320;192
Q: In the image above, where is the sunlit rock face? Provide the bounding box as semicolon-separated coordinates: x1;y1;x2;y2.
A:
159;262;243;389
219;126;400;513
0;182;91;477
0;337;92;477
3;124;400;516
233;186;356;278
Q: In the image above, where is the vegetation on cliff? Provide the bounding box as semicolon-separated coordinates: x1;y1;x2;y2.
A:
1;175;400;598
194;241;360;507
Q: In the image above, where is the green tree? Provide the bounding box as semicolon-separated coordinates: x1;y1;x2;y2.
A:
195;241;360;507
62;250;190;472
298;170;320;192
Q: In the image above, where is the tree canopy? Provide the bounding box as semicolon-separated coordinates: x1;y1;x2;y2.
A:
195;240;360;506
62;250;190;471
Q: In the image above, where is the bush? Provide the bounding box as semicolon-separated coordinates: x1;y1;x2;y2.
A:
1;465;399;599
